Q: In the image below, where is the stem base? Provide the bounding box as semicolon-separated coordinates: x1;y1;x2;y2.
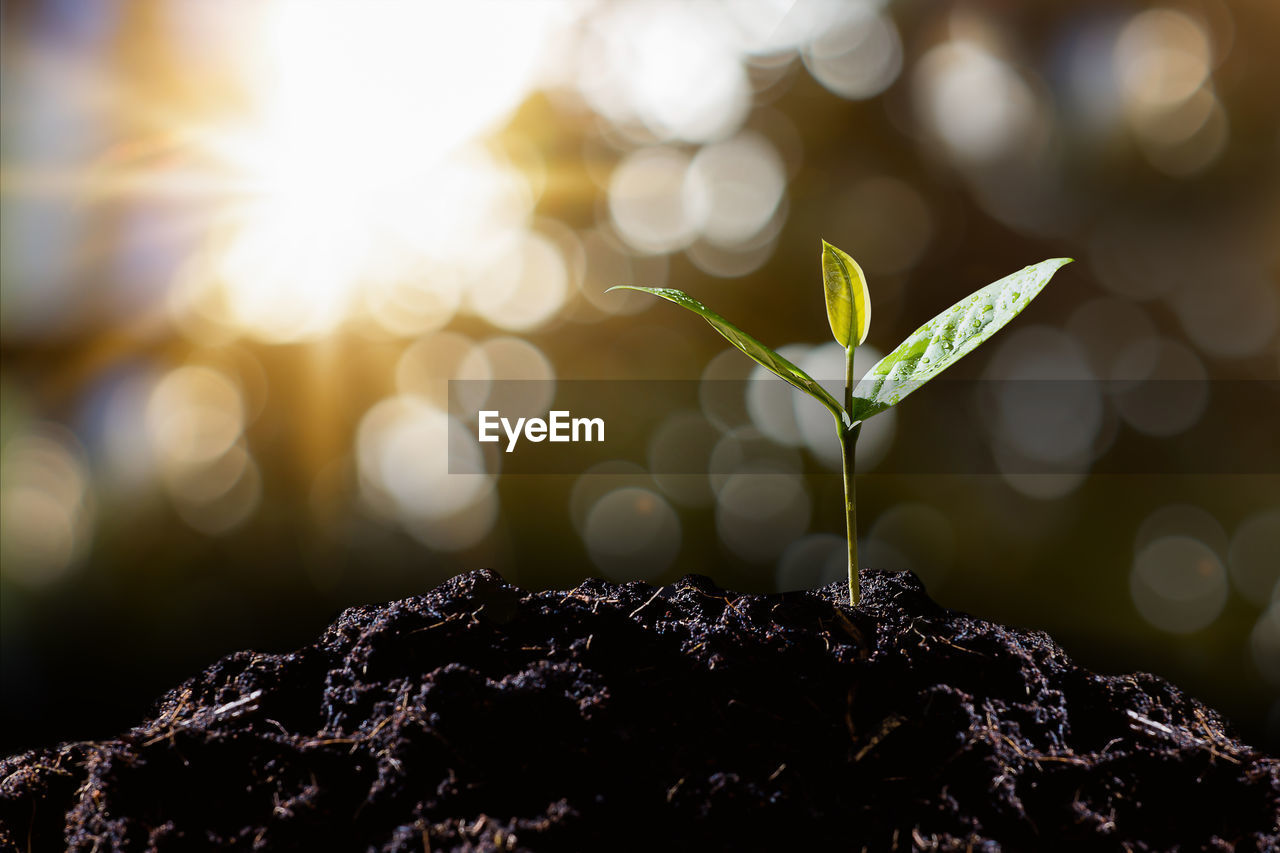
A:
840;421;861;606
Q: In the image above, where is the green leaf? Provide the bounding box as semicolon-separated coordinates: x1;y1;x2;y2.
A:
821;241;871;347
849;258;1073;422
607;285;846;423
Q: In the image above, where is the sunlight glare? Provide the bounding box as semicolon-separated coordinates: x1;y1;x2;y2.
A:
213;1;563;342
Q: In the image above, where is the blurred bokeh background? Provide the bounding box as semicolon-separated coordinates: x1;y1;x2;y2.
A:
2;0;1278;755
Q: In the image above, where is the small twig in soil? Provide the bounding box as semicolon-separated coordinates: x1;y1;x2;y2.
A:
628;587;665;619
1125;710;1175;737
854;715;904;760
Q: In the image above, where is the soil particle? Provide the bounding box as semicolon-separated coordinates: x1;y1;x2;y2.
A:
2;569;1277;851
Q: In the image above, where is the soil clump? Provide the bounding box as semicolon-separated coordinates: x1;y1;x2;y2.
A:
2;569;1276;851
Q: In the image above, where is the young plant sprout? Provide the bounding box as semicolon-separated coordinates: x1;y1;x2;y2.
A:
610;242;1072;606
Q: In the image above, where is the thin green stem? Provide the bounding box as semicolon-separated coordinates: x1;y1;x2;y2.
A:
841;421;861;606
842;343;860;606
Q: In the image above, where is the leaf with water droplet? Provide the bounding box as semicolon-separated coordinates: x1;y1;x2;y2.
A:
849;258;1073;421
607;285;846;423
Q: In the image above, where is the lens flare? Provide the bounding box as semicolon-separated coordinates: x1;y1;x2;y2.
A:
204;2;563;341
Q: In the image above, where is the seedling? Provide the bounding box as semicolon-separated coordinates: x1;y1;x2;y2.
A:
610;242;1071;606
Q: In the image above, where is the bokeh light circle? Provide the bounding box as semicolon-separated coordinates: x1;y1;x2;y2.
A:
1135;504;1228;557
397;332;491;413
914;40;1041;164
608;147;707;254
985;325;1101;465
584;486;681;581
146;366;245;468
1172;270;1278;359
1229;508;1280;607
1130;535;1228;634
715;471;810;562
0;425;94;587
356;396;493;544
687;132;787;247
647;411;719;508
803;9;902;101
863;503;955;591
776;533;846;591
1110;338;1208;436
1251;603;1280;686
468;232;569;332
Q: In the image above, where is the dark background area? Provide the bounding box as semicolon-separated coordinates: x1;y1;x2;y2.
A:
2;0;1278;756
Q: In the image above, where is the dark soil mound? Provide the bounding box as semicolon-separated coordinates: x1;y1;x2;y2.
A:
2;569;1276;851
